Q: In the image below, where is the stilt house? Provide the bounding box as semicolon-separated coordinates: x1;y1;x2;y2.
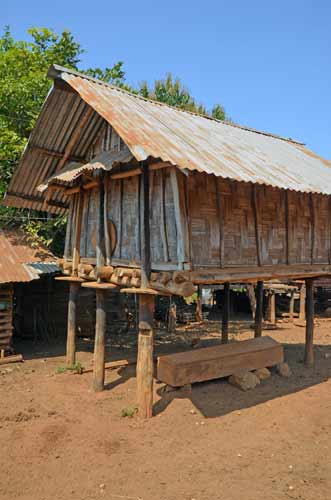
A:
4;65;331;416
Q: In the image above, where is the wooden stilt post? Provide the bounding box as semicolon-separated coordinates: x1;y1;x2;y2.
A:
254;281;264;338
299;283;306;321
305;278;314;366
196;285;203;322
289;289;295;322
222;282;230;344
267;290;276;324
66;281;80;367
93;289;107;391
137;293;155;419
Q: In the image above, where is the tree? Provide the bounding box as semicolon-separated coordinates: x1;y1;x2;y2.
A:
0;27;126;254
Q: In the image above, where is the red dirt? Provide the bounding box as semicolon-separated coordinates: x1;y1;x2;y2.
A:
1;319;331;500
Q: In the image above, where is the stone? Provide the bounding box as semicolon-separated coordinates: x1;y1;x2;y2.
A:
276;362;292;377
229;370;260;391
254;367;271;381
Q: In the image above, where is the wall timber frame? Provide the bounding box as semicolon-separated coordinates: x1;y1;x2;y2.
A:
61;164;331;285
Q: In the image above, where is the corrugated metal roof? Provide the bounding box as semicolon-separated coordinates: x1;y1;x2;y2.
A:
4;64;331;214
0;230;58;284
38;148;133;191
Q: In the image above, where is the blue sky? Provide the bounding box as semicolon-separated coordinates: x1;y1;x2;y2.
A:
3;0;331;158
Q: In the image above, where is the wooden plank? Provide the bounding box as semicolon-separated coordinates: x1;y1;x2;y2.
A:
103;174;111;265
252;184;262;266
72;192;84;275
140;163;151;287
215;177;224;268
160;169;170;262
170;168;189;267
285;190;290;265
96;173;105;275
310;194;315;264
110;168;142;180
157;336;284;387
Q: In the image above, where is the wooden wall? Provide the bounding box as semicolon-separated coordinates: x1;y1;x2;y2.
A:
64;166;331;274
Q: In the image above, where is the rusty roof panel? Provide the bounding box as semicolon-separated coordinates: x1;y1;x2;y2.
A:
3;64;331;214
61;70;331;195
0;230;57;284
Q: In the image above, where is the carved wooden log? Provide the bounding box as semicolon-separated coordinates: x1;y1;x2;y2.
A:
78;264;94;279
96;266;114;281
150;279;195;297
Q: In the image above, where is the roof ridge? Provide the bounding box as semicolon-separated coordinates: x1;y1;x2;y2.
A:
48;64;304;146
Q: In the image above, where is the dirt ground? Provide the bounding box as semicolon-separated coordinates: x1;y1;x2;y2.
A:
1;317;331;500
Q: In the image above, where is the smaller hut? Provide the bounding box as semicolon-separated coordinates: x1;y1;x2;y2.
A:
0;229;59;359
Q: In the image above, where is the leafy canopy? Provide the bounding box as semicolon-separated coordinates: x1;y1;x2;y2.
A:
0;26;227;254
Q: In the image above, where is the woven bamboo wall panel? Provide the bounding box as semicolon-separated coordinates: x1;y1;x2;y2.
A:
288;191;312;264
257;186;286;265
221;180;257;266
313;194;329;263
187;173;220;267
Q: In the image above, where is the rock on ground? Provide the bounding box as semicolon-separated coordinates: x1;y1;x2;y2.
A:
276;362;292;377
229;370;260;391
254;367;271;381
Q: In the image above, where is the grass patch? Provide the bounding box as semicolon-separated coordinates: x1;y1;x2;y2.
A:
121;406;137;418
55;362;84;375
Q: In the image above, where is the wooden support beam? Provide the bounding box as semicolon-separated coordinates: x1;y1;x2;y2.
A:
57;107;94;170
31;145;85;163
222;282;230;344
196;285;203;322
310;194;315;264
137;294;155;419
93;289;107;391
267;291;276;324
289;289;295;322
305;278;314;366
66;282;80;367
215;177;224;268
96;173;105;279
299;283;306;321
72;193;84;276
285;190;290;265
252;185;262;266
140;163;151;287
254;281;264;338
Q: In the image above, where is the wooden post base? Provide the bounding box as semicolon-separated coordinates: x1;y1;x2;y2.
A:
66;281;80;367
137;294;155;419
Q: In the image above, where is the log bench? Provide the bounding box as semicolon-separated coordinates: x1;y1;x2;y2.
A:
157;336;284;387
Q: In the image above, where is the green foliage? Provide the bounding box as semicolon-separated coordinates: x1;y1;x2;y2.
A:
55;362;84;375
137;73;228;120
121;406;137;418
0;26;227;256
